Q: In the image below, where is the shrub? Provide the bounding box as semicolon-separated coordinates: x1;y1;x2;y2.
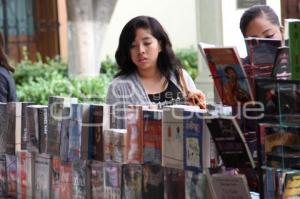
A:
14;48;198;104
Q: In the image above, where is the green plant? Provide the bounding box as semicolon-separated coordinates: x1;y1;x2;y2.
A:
175;47;198;80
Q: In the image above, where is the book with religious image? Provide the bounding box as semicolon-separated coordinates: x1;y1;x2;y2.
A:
205;116;255;168
104;162;122;199
90;161;104;199
203;47;254;106
122;164;143;199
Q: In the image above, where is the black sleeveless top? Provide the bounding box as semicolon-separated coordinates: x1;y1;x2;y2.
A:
148;81;184;106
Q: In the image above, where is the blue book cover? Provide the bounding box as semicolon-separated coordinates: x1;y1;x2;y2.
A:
183;110;203;172
68;104;82;161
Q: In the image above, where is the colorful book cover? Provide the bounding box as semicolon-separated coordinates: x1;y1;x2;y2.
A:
164;167;185;199
185;171;206;199
72;160;91;199
205;116;255;168
183;109;203;172
289;20;300;80
162;106;184;169
5;155;17;198
34;153;51;199
283;171;300;198
126;105;143;164
103;129;127;163
142;164;164;199
51;156;61;199
59;162;72;199
203;47;254;106
90;161;104;199
143;109;162;165
104;162;122;199
272;46;291;79
122;164;142;199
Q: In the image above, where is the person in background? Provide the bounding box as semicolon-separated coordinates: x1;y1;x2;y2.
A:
240;5;284;42
106;16;205;128
0;32;17;102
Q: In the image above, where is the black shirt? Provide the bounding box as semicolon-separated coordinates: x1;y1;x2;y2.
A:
148;81;184;106
0;66;17;102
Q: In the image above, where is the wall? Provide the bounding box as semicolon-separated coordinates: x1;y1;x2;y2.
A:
99;0;198;60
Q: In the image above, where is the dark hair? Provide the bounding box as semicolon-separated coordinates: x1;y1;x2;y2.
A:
240;5;280;37
115;16;182;81
224;65;237;74
0;33;14;72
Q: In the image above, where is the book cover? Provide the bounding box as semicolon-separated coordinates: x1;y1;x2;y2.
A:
143;109;162;165
72;160;91;199
208;174;251;199
283;171;300;198
7;102;16;154
60;107;70;162
203;47;254;106
288;20;300;80
34;153;51;199
142;164;164;199
185;171;206;199
103;129;127;163
88;104;110;161
5;155;17;198
37;105;48;153
162;106;184;169
126;105;144;164
59;162;72;199
0;103;8;154
183;109;203;172
90;161;104;199
51;156;61;199
272;46;291;79
0;155;7;197
17;151;35;199
244;37;281;66
104;162;122;199
205;116;255;168
164;167;185;199
122;164;142;199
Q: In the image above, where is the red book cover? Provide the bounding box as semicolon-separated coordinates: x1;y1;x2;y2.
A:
203;47;254;106
126;105;143;163
51;156;60;199
59;163;72;199
142;109;163;164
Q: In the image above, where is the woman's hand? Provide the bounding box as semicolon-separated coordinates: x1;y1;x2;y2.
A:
186;89;206;109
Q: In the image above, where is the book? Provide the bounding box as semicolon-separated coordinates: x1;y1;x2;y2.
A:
16;151;35;199
38;105;48;153
5;155;17;198
208;174;251;199
126;105;144;164
34;153;51;199
7;102;16;154
72;160;91;199
183;109;204;172
244;37;282;66
60;107;71;162
89;104;110;161
164;167;185;199
142;164;164;199
59;162;72;199
288;20;300;80
104;162;122;199
283;171;300;198
103;129;127;163
205;116;255;168
0;103;9;154
90;161;104;199
47;96;77;156
203;47;254;106
51;156;61;199
143;108;163;165
255;78;300;125
122;164;143;199
271;46;291;79
185;171;207;199
0;155;7;197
